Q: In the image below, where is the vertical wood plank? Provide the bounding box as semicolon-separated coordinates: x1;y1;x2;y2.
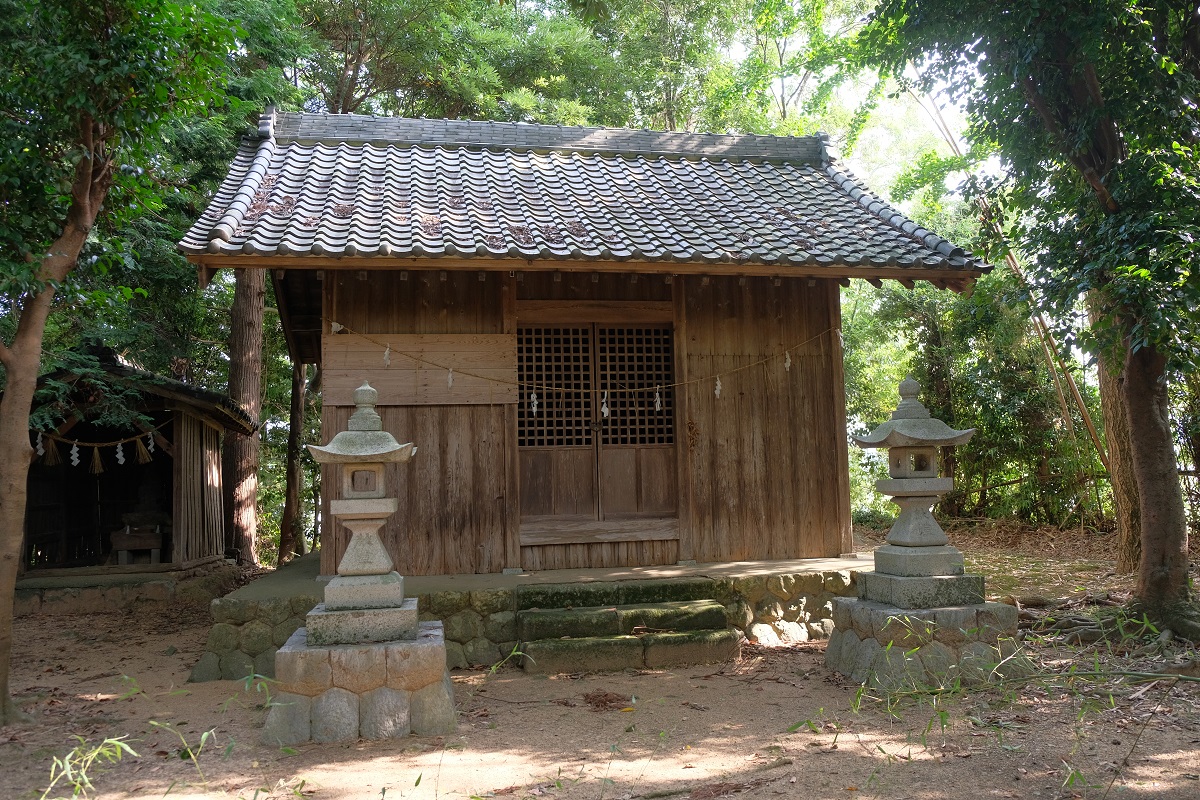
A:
673;277;693;561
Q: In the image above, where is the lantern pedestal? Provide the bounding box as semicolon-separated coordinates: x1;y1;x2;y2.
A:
826;378;1032;690
262;382;456;746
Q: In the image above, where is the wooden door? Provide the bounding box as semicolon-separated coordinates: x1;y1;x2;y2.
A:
517;324;676;528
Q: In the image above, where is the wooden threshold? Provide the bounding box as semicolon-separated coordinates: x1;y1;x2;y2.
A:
519;516;679;547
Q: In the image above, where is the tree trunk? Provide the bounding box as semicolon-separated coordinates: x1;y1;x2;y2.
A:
1090;296;1141;572
222;268;266;566
278;361;308;564
1098;352;1141;573
1122;342;1191;608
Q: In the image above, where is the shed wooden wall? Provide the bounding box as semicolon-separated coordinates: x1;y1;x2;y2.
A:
318;269;851;576
172;413;226;565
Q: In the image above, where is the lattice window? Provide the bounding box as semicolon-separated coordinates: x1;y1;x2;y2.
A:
598;326;674;446
517;327;593;447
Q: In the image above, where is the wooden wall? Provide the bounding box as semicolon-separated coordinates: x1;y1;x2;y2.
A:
319;269;851;576
321;270;516;575
679;276;851;562
173;413;226;565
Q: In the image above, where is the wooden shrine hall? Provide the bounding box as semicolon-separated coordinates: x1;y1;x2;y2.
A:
181;110;988;577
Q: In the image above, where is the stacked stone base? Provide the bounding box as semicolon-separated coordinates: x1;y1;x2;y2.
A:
262;621;456;745
825;597;1034;690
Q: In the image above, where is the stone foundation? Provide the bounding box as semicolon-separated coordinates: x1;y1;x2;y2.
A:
190;567;863;682
261;622;456;745
15;563;241;617
825;597;1034;689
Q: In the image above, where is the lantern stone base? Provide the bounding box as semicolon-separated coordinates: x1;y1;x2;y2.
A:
262;622;456;745
872;545;965;577
306;598;419;645
324;572;406;610
858;571;984;609
824;597;1033;690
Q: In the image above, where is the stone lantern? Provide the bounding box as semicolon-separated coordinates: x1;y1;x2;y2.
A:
851;375;977;598
824;377;1026;689
263;381;456;745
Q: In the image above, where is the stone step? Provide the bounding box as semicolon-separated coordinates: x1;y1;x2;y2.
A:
517;599;728;641
521;629;739;675
514;578;716;611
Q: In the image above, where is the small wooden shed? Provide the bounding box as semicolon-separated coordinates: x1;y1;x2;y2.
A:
21;352;254;574
181;110;987;577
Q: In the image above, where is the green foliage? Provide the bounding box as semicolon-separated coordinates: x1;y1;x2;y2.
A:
39;735;139;800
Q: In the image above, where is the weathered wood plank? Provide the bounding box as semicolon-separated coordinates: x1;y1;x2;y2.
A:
517;299;673;323
519;517;679;546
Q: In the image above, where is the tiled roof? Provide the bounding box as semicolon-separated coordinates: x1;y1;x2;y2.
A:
180;111;987;277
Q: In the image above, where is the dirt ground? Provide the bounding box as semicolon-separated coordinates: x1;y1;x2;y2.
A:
4;524;1200;800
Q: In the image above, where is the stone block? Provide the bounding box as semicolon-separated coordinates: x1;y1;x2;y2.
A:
643;630;739;668
766;574;795;600
808;619;835;640
410;674;457;736
360;686;410;739
386;623;449;691
875;609;937;649
324;573;406;611
727;599;754;630
849;600;878;639
275;630;332;696
774;621;809;645
470;588;513;616
206;623;240;655
312;688;359;743
330;645;386;694
823;570;853;594
273;617;304;647
872;544;965;577
617;579;714;605
932;607;980;647
306;599;418;646
830;597;854;630
916;640;957;686
189;652;223;683
521;635;643;674
290;595;322;615
783;599;807;623
850;637;882;684
240;620;274;657
868;645;925;692
443;609;484;643
484;611;516;642
219;650;255;681
747;622;783;647
755;599;784;623
792;573;826;595
859;573;984;609
253;646;278;678
464;637;499;666
332;527;395;576
219;599;259;625
258;597;295;626
826;628;861;676
445;640;467;670
261;692;312;747
518;607;619;641
515;583;621;611
824;629;846;672
616;601;728;634
976;602;1019;640
426;590;470;617
727;576;768;605
958;641;1001;684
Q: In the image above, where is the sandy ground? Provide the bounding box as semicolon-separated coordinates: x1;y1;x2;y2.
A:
4;527;1200;800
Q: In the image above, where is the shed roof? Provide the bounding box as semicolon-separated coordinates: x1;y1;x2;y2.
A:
180;110;988;281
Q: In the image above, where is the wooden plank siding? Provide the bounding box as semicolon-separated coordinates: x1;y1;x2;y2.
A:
320;270;513;575
319;269;849;576
681;276;849;562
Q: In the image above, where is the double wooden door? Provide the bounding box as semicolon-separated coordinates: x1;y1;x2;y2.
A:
517;324;677;532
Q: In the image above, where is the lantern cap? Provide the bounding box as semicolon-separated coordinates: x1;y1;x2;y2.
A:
852;377;974;449
308;381;417;464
